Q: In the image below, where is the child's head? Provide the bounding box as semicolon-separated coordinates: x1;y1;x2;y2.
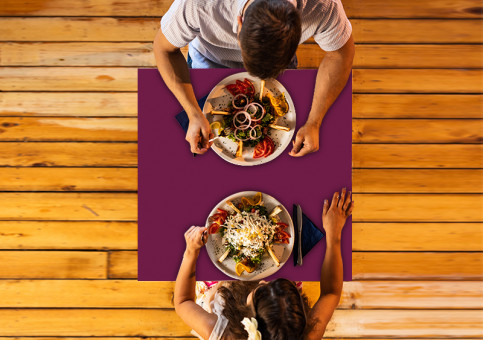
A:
251;278;308;339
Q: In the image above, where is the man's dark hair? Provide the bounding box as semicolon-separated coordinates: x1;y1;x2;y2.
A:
239;0;301;79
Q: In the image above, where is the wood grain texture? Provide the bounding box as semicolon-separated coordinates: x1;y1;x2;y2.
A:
0;221;137;249
2;93;481;118
0;92;137;117
0;193;137;221
0;117;137;141
4;118;481;143
353;94;483;118
353;69;483;93
298;44;483;69
353;252;483;280
3;68;481;93
0;251;107;279
0;309;480;337
0;67;137;92
353;144;483;168
353;169;483;193
0;0;481;18
353;119;483;144
0;280;481;309
1;18;481;43
0;168;137;191
1;168;480;193
2;43;482;69
0;142;137;167
352;194;483;222
108;250;483;280
353;223;483;251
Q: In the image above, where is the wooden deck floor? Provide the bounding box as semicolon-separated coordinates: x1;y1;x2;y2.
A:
0;0;482;338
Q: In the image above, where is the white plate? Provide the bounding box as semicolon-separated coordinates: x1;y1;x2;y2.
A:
205;191;294;281
203;72;296;166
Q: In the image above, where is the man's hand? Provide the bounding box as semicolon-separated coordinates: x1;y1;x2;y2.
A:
289;122;320;157
322;188;353;242
186;114;214;154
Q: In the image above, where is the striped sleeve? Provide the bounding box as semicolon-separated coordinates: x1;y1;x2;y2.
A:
313;0;352;51
160;0;200;48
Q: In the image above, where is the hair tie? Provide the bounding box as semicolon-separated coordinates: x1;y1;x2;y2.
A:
241;317;262;340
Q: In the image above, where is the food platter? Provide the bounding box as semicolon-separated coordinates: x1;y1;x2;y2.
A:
203;72;296;166
205;191;294;280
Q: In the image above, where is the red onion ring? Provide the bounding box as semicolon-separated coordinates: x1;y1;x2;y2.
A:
233;111;251;130
249;125;262;140
232;94;248;109
244;102;265;122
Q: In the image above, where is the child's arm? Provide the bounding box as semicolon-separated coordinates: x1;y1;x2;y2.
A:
305;189;353;340
174;226;217;339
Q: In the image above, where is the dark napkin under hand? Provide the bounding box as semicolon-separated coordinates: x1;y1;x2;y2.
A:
293;204;325;266
175;94;209;133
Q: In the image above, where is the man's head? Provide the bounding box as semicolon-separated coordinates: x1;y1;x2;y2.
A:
238;0;301;79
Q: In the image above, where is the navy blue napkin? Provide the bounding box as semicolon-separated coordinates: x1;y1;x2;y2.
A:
293;204;325;266
175;94;209;133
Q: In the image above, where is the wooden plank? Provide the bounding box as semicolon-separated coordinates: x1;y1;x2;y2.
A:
0;92;137;117
353;223;483;251
0;142;137;167
353;252;483;280
353;144;483;168
0;251;107;279
0;0;481;18
109;250;483;280
1;193;480;222
353;169;483;193
2;68;482;93
6;168;479;193
0;67;137;92
353;94;483;119
2;43;482;69
2;93;480;118
353;194;483;222
351;19;483;43
0;168;137;191
0;117;137;141
0;18;481;43
353;119;483;144
0;221;137;249
0;193;137;221
0;280;481;309
109;251;137;279
353;69;483;93
298;44;483;69
0;309;479;337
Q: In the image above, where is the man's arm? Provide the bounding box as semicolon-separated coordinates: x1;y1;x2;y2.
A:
289;35;354;157
174;226;217;338
153;29;212;154
305;189;353;339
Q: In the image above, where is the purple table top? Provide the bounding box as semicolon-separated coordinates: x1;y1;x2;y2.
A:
138;68;352;281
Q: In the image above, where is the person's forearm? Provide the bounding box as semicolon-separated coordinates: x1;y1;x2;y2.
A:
174;249;199;306
306;45;353;129
153;32;202;119
320;234;343;297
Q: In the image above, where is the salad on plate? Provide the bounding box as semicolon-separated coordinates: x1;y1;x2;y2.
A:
207;192;291;276
210;78;290;159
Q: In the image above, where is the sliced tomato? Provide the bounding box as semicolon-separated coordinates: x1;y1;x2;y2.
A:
276;230;291;239
253;139;267;158
217;208;228;218
208;223;220;234
244;78;255;96
263;136;275;157
226;84;239;96
276;222;288;229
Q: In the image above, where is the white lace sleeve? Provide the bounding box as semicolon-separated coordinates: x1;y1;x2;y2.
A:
191;292;228;340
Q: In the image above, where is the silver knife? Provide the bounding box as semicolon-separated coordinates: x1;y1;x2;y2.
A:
296;204;303;266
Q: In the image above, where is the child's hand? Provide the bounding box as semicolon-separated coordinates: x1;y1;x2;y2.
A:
322;188;353;242
184;226;208;256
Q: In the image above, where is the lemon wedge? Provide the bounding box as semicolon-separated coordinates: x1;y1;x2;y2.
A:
210;121;222;134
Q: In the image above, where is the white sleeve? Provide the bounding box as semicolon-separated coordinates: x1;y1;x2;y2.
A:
160;0;200;48
313;0;352;51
